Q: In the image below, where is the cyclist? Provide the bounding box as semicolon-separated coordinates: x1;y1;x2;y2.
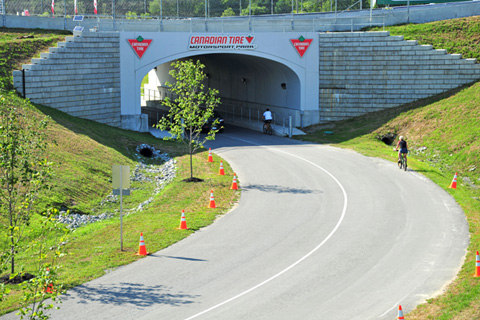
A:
394;135;408;164
263;108;273;131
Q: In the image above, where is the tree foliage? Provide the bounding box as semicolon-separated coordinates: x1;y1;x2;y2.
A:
0;92;69;319
147;0;369;17
15;208;69;320
155;60;221;180
0;92;54;275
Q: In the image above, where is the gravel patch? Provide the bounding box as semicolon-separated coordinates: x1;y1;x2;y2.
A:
57;144;177;230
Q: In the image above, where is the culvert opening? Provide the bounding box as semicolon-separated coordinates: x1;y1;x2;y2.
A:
139;147;153;158
378;133;396;146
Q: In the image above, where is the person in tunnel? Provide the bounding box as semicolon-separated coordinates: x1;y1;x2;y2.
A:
263;108;273;132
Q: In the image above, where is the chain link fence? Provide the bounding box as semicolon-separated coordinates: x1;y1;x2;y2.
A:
1;0;369;19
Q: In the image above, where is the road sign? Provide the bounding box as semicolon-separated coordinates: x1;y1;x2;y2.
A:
113;189;130;196
112;165;130;251
112;165;130;189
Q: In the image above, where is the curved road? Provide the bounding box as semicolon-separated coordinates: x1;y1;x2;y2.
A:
3;126;468;319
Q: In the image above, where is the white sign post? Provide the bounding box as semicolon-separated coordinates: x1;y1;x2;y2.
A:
112;165;130;251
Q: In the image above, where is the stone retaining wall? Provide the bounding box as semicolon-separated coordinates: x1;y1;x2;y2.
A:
12;30;480;130
13;32;122;128
318;32;480;122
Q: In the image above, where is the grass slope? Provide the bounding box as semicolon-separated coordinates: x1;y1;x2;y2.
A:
0;28;70;90
300;16;480;319
0;29;240;315
1;17;480;318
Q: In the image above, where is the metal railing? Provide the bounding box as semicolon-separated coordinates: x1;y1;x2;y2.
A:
0;0;368;18
141;87;302;134
141;87;163;101
2;1;479;33
212;98;303;135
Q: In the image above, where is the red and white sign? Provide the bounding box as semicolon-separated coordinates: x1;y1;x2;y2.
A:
290;36;313;57
127;36;153;59
94;0;98;14
51;0;54;14
188;35;256;51
74;0;77;14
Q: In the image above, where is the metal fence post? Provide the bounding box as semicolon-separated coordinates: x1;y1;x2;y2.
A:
288;116;292;138
63;0;66;29
112;0;116;30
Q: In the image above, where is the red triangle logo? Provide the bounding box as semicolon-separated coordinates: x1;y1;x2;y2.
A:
290;36;313;58
246;35;254;44
128;36;153;59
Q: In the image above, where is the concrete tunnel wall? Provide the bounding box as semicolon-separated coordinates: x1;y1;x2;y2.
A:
149;53;301;111
120;32;319;130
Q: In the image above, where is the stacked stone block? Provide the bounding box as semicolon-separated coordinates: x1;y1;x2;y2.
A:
318;32;480;122
13;32;121;127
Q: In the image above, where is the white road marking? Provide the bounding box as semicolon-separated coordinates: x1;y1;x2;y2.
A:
185;138;348;320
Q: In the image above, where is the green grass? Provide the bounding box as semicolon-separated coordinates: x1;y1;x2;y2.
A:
369;16;480;61
2;16;480;318
0;28;240;315
0;97;240;315
298;17;480;319
0;28;70;90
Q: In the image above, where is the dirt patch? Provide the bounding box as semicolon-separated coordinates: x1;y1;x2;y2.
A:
1;272;35;284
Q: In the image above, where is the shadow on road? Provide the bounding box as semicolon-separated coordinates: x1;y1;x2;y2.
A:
65;282;199;307
153;255;208;262
243;184;323;194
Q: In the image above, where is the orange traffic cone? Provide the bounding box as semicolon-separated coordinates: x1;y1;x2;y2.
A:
179;210;188;230
219;161;225;175
448;172;458;189
207;148;213;162
474;251;480;278
397;305;404;320
230;173;238;190
136;232;149;256
208;190;216;208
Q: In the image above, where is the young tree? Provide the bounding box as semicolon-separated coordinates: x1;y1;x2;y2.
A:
16;208;69;320
156;59;221;181
0;92;54;275
0;93;69;319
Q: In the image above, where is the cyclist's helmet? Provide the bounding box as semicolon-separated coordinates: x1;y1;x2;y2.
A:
399;136;404;141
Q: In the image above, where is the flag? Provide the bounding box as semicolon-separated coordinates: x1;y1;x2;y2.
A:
94;0;97;14
51;0;54;14
74;0;77;14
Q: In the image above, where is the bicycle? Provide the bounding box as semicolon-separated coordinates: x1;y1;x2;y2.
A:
398;152;408;171
263;122;273;135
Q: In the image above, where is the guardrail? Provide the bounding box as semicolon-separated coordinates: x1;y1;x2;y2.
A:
141;89;300;135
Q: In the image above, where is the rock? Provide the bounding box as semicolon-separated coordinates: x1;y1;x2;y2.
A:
57;145;176;229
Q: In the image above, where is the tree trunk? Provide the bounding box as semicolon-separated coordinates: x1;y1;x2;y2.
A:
9;198;15;274
10;233;15;274
189;140;193;179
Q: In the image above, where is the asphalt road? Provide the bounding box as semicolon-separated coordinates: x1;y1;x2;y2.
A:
2;125;469;320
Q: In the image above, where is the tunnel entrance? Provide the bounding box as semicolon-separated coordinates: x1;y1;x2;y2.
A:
141;53;302;131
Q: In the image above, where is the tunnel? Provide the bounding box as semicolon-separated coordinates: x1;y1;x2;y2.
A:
142;52;302;130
